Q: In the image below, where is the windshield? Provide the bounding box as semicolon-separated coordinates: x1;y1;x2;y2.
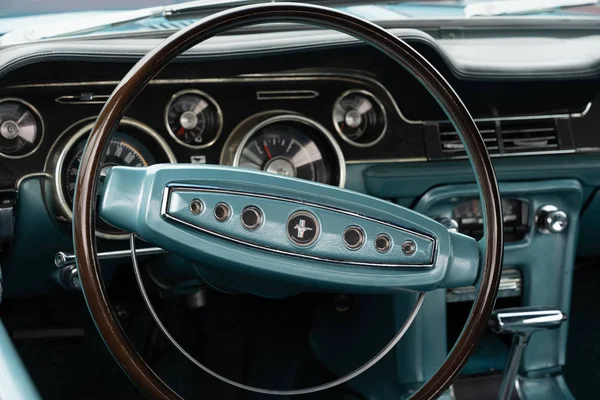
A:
2;0;600;18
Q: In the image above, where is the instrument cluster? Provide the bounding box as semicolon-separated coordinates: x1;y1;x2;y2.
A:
0;75;395;240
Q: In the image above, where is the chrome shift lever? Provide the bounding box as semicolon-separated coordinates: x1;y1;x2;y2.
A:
490;307;567;400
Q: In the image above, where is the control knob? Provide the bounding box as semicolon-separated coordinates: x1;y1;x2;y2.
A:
436;217;459;233
535;205;568;234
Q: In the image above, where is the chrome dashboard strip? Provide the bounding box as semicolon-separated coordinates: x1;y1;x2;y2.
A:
256;90;319;100
3;72;424;125
15;172;52;189
346;157;427;164
160;184;437;268
440;149;576;161
4;72;593;167
430;101;592;124
55;94;111;104
5;73;592;125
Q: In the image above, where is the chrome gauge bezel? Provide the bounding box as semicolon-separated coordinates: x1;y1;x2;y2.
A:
0;97;45;159
53;117;177;240
164;89;224;149
230;114;346;188
332;89;388;148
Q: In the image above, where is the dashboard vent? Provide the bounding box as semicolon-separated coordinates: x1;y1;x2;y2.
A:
501;119;558;154
439;121;498;158
437;118;559;158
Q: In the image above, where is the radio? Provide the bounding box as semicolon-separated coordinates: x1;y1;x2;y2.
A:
437;197;530;242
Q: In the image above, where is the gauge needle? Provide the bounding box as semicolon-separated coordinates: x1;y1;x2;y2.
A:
177;127;185;137
263;142;272;159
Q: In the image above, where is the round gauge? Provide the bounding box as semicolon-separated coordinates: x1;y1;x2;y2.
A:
62;139;150;208
233;115;345;186
333;90;387;147
0;98;44;158
53;119;176;239
61;135;155;236
165;90;223;149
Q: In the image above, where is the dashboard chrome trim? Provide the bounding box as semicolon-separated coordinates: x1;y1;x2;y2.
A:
6;72;592;126
4;72;594;167
256;90;319;100
55;94;111;105
2;72;422;124
0;97;45;160
51;117;177;240
346;157;427;164
332;89;388;148
231;114;347;188
163;88;224;150
15;172;53;189
439;149;576;161
161;184;436;268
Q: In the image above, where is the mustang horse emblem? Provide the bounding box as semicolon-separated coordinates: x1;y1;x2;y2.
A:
293;219;313;239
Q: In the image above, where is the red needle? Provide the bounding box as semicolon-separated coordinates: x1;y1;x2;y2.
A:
177;127;185;137
263;143;272;159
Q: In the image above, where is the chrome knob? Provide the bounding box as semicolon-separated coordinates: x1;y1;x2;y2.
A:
437;217;459;232
490;307;567;335
60;265;81;291
536;205;568;234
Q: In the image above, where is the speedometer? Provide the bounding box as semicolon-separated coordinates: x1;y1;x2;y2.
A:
232;115;345;187
51;118;176;239
62;140;149;207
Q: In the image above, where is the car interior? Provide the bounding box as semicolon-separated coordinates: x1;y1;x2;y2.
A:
1;1;600;399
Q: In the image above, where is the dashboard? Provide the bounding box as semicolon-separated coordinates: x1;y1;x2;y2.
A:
0;28;600;245
1;23;600;400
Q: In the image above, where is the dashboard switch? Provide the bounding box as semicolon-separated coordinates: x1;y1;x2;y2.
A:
241;206;263;231
375;233;392;253
343;226;365;250
214;202;231;222
189;199;204;215
536;205;568;234
402;240;417;256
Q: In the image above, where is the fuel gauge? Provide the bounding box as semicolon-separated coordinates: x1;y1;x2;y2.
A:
165;90;223;149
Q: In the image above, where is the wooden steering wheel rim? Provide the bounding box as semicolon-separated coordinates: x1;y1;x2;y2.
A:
73;3;504;399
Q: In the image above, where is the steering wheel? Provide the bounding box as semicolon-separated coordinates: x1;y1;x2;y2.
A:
73;3;503;399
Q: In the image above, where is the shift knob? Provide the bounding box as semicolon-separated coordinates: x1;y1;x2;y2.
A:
490;307;567;335
535;205;568;234
490;307;567;400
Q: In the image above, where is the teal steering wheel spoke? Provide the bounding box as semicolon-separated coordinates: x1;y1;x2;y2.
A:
99;163;480;294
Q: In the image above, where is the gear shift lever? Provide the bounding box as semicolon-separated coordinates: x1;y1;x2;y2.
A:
490;307;567;400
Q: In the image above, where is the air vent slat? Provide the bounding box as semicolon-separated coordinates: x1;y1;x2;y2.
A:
501;119;558;154
437;117;561;158
503;128;555;134
438;121;498;157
